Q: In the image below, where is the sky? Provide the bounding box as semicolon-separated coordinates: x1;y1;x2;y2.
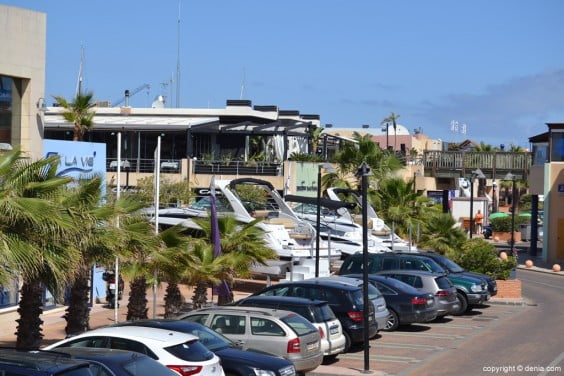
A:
4;0;564;148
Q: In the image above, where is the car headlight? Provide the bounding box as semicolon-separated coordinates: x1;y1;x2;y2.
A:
470;284;482;293
252;368;277;376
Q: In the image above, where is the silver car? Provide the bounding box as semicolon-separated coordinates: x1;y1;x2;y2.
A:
377;270;459;317
178;306;323;373
313;276;390;332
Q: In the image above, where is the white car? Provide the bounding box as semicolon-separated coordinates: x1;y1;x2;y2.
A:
43;326;224;376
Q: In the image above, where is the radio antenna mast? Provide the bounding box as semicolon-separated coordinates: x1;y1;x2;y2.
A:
176;0;181;108
75;45;85;96
240;67;246;100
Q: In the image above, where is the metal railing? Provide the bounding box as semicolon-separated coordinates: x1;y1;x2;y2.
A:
106;158;182;174
422;151;532;177
193;160;283;176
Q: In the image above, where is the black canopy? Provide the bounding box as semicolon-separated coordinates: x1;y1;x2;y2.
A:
284;195;356;210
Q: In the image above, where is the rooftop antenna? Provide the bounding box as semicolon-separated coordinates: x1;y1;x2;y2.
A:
176;0;181;108
240;67;246;100
75;45;85;96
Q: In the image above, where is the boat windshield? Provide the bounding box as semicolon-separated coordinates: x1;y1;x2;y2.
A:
188;196;233;213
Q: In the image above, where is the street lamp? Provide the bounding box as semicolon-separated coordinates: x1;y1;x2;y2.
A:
315;163;335;278
381;123;390;150
504;172;517;256
492;181;498;213
355;161;373;374
469;168;486;239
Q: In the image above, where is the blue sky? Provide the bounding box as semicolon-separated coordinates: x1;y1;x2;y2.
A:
4;0;564;147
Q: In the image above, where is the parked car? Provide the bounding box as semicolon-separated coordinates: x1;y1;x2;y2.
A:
407;252;497;297
343;274;438;331
178;306;323;373
50;347;179;376
234;295;346;359
0;348;93;376
339;252;489;315
375;270;459;317
43;325;224;376
113;319;296;376
246;277;379;352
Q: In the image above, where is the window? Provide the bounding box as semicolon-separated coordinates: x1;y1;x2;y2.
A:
165;340;214;362
183;314;209;325
281;314;317;336
550;131;564;162
122;356;179;376
250;318;285;336
261;286;290;297
435;276;453;290
65;336;108;348
382;257;399;270
211;314;246;335
401;258;429;271
87;363;114;376
109;337;153;357
373;282;396;295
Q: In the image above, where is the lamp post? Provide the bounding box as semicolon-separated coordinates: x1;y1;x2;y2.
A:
469;168;486;239
504;172;517;256
315;163;335;278
355;162;373;374
381;123;390;150
492;181;497;213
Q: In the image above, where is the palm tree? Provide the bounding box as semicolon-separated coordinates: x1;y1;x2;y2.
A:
418;213;467;255
381;112;400;151
474;142;495;152
0;149;79;349
371;177;434;239
52;92;96;141
328;132;402;190
310;126;325;156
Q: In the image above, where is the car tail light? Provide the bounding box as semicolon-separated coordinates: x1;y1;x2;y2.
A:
167;365;202;376
347;311;363;322
436;290;449;297
411;297;427;305
318;327;325;339
287;338;301;353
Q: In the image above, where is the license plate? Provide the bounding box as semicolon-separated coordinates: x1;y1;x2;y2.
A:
109;283;116;289
307;341;319;351
329;326;339;335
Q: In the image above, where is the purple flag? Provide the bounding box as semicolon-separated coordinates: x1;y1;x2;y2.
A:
210;176;231;298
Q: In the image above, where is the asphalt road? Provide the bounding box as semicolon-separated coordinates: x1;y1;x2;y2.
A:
402;269;564;376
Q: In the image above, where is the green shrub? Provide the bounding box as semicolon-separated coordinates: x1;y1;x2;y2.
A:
490;215;528;232
446;239;517;280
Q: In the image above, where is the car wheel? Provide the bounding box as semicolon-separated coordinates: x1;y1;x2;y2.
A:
453;292;468;316
343;331;352;353
383;309;399;331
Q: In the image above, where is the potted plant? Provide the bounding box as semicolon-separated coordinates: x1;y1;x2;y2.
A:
490;216;526;242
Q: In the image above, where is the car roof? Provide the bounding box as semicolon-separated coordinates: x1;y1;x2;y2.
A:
65;325;197;345
376;269;444;277
343;273;428;292
189;305;298;318
115;319;207;332
271;278;360;291
0;349;91;373
50;347;144;361
240;295;327;306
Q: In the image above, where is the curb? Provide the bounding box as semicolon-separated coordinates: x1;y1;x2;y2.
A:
307;365;388;376
517;265;564;276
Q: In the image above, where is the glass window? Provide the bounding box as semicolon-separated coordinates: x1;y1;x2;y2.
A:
58;367;94;376
65;336;108;348
286;304;314;322
435;276;453;289
532;142;548;165
122;356;178;376
281;314;317;336
251;317;286;336
373;281;396;295
87;363;114;376
312;304;337;322
0;75;13;143
211;314;246;335
381;257;398;271
261;286;290;297
551;131;564;162
109;337;154;357
165;340;214;362
182;314;209;325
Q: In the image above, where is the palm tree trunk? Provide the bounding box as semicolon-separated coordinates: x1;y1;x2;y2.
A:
164;282;184;318
64;264;91;335
16;278;44;350
191;282;208;310
126;277;148;321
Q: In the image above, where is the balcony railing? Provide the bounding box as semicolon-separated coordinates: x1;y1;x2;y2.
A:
107;158;182;174
193;160;283;176
422;151;532;177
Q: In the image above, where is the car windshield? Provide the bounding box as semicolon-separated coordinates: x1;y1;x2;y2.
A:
58;367;94;376
281;314;317;336
312;304;337;322
122;356;178;376
165;339;215;362
186;325;232;351
437;256;465;273
420;258;446;273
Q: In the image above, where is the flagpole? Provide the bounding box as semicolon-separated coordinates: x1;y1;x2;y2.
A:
115;132;121;323
153;135;161;318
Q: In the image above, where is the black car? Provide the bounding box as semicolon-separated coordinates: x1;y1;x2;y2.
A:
114;320;296;376
407;252;497;297
51;348;178;376
249;278;378;352
343;274;438;331
0;348;92;376
339;252;489;315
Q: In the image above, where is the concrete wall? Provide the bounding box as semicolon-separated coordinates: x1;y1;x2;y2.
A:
0;5;46;159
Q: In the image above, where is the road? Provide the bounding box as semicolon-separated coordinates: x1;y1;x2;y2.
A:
403;269;564;376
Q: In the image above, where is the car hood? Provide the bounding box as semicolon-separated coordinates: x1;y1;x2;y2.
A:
215;347;291;370
447;273;484;285
460;271;493;282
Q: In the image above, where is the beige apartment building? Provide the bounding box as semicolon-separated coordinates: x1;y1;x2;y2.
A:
0;5;46;159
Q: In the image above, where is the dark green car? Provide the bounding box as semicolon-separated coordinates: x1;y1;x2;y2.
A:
339;253;489;315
